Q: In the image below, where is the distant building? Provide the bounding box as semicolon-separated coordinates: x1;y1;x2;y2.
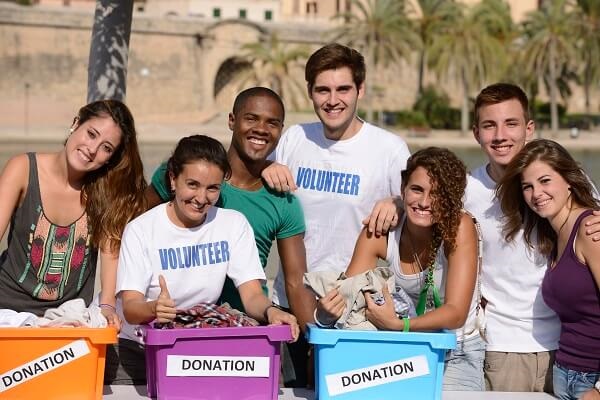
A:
30;0;540;23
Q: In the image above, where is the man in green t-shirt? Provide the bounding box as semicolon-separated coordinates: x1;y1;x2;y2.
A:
146;88;316;354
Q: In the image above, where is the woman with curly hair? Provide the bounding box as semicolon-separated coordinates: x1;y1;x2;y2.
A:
497;139;600;400
316;147;482;390
0;100;147;326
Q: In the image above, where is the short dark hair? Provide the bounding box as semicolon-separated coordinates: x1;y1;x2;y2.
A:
473;83;530;126
305;43;365;91
166;135;232;185
232;87;285;121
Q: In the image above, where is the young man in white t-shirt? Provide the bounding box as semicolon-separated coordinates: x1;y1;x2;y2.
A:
465;83;600;393
262;43;411;387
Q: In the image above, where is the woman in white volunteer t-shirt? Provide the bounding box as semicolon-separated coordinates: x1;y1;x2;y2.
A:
110;135;298;385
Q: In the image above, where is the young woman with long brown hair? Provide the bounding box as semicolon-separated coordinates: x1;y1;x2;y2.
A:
0;99;147;325
497;139;600;400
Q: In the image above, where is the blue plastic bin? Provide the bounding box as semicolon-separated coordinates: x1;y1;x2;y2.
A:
307;325;456;400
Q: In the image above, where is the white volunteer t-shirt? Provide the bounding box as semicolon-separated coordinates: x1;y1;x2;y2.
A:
464;165;560;352
272;121;410;307
116;203;265;342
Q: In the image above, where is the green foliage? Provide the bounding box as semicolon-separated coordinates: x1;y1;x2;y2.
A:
427;0;513;132
331;0;420;121
413;86;461;129
394;110;429;129
236;34;309;110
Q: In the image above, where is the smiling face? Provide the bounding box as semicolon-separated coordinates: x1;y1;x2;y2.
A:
65;116;122;173
168;160;225;228
403;166;435;228
228;94;284;162
473;99;534;182
521;159;572;224
309;66;364;140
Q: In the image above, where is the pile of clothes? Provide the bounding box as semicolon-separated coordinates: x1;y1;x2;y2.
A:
153;302;259;329
0;298;107;328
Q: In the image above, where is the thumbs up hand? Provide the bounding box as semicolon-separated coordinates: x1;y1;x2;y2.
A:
154;275;177;323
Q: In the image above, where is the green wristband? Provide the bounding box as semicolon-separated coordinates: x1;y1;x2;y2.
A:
403;317;410;332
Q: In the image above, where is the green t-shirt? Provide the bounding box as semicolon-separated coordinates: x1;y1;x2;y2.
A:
150;162;305;310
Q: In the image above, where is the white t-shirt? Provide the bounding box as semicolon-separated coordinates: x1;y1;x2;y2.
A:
464;165;560;352
271;121;411;307
116;203;265;342
386;217;479;341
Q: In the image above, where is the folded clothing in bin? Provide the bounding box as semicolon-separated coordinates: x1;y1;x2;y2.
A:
304;267;416;330
153;302;259;329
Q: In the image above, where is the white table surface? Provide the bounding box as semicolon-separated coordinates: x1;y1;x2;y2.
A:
103;385;556;399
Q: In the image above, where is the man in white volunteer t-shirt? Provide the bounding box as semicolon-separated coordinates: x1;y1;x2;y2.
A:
466;83;600;393
262;43;411;388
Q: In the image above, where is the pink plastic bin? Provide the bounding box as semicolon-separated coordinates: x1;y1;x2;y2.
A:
144;325;292;400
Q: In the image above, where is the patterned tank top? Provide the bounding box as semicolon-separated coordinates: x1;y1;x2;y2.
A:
0;153;97;315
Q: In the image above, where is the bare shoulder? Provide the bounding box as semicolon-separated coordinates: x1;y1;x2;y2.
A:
0;153;29;183
457;212;477;238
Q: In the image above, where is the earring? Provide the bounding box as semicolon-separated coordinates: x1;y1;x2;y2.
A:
69;128;74;134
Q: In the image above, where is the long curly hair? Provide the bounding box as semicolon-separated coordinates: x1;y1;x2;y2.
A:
496;139;599;256
79;100;147;253
401;147;467;254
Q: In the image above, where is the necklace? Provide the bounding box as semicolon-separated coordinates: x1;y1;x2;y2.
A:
403;226;442;315
228;177;263;191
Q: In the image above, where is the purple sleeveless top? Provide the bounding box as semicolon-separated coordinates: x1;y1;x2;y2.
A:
542;209;600;372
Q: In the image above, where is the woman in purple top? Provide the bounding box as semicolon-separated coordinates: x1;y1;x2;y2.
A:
497;139;600;400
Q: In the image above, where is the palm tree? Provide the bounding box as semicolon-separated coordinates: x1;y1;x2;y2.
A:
428;0;513;133
87;0;134;102
520;0;579;134
331;0;420;122
575;0;600;113
414;0;460;96
235;34;309;110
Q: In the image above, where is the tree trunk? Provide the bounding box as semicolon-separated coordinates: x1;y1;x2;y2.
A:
365;41;375;123
460;68;469;135
548;38;559;135
417;49;426;96
87;0;134;103
583;64;591;114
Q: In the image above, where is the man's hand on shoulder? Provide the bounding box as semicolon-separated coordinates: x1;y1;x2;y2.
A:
261;161;297;192
362;196;402;237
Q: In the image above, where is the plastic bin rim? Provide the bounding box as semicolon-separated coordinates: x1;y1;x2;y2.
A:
144;324;293;346
306;324;456;349
0;327;118;344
